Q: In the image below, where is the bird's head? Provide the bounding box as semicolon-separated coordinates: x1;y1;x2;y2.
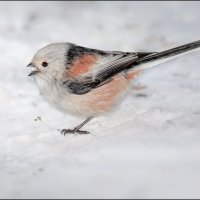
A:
27;43;68;81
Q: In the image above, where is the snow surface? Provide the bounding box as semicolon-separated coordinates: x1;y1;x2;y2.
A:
0;1;200;198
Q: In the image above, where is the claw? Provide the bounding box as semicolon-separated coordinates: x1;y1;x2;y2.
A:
61;129;73;136
76;130;90;134
61;128;90;135
60;116;93;136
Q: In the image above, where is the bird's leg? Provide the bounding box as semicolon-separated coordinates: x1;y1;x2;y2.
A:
61;116;94;135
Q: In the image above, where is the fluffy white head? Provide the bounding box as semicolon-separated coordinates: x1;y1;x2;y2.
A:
29;43;70;82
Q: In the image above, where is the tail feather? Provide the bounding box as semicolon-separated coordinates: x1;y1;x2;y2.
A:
130;40;200;71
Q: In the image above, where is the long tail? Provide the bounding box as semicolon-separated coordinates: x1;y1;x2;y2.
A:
130;40;200;71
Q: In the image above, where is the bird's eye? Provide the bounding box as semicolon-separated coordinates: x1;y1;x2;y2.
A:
41;61;48;67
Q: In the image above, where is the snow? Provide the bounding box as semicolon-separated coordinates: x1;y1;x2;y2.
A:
0;1;200;198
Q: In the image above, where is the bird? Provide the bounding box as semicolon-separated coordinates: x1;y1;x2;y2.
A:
27;40;200;135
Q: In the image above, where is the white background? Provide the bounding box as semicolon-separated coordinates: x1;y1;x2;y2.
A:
0;1;200;198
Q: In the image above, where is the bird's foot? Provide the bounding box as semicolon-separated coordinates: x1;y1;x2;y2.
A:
61;128;90;135
61;116;94;136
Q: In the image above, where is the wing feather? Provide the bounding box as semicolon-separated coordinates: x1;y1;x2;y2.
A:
62;45;154;95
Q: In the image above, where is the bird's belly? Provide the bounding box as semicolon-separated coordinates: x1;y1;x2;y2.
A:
37;72;138;117
59;75;130;116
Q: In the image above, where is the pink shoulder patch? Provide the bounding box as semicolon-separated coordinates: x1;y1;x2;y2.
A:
68;54;98;78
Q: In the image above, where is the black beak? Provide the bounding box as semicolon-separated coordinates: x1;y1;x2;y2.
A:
28;71;39;76
27;63;39;76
